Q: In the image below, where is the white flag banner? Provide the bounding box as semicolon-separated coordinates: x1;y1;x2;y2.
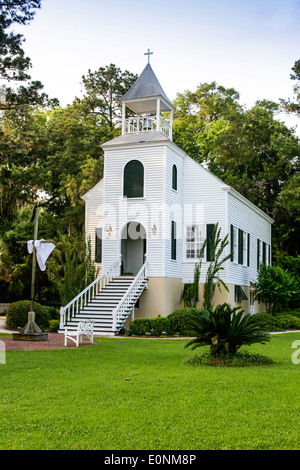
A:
27;239;56;271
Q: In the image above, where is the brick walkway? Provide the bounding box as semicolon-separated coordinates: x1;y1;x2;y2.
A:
0;332;97;351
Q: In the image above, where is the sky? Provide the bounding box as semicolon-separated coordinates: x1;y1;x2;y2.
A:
16;0;300;132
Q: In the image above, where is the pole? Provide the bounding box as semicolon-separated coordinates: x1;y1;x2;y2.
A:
30;207;39;313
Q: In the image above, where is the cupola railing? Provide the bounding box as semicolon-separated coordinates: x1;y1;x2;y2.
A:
124;115;172;139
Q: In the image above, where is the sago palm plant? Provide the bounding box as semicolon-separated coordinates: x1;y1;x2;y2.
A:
184;303;270;357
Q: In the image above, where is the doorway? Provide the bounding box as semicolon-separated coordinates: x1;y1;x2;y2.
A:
121;222;147;275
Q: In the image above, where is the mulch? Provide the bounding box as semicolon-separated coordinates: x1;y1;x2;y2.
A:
0;332;98;351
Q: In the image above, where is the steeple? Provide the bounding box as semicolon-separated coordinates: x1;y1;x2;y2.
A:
120;52;175;140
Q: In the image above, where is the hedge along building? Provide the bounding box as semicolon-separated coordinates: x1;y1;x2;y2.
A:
60;55;273;334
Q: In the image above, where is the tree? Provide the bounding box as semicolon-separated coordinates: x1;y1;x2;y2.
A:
80;64;137;130
254;264;298;314
0;105;49;220
281;59;300;116
0;0;57;109
47;234;97;306
173;83;300;257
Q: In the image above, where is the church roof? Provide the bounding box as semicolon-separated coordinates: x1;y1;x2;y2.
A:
121;63;175;113
102;131;169;148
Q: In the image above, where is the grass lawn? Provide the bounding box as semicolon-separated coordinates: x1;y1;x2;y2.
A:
1;333;300;450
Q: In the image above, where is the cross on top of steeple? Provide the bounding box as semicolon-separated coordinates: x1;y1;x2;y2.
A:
144;48;153;64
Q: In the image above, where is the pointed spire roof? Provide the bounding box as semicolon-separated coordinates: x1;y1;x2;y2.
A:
121;63;175;114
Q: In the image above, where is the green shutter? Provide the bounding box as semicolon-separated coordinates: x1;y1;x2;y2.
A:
247;233;250;267
172;164;177;191
123;160;144;198
238;229;243;265
263;242;266;264
230;225;234;261
171;221;176;260
206;224;215;262
257;239;260;269
95;228;102;263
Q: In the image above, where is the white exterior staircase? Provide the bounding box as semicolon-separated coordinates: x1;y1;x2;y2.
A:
59;260;148;335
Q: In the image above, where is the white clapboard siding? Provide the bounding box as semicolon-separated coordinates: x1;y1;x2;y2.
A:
82;179;103;269
164;145;185;278
102;143;165;276
227;189;273;286
182;156;228;283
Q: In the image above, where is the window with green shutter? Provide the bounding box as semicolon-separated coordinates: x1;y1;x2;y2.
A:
172;164;177;191
171;221;176;260
123;160;144;198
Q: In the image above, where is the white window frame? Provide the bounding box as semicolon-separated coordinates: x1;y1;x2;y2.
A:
232;226;238;264
259;240;263;266
185;224;205;260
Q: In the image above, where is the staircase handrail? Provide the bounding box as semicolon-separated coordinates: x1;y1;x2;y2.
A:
112;261;148;331
60;260;120;329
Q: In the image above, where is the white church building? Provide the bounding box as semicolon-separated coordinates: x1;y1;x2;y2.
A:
60;57;273;334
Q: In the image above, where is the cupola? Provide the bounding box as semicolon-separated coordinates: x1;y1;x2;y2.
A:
121;50;175;141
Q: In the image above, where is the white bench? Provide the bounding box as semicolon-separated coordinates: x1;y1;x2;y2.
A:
64;320;94;347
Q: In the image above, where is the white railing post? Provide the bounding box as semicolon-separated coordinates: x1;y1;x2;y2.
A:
59;307;65;330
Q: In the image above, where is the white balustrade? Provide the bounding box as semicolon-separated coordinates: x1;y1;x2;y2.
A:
124;116;171;138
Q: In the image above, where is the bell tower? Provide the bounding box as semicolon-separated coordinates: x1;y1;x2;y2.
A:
120;50;175;140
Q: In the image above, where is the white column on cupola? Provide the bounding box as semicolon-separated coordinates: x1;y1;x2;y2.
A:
156;98;160;133
122;102;126;135
169;110;173;141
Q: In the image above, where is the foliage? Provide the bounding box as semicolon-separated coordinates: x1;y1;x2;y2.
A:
275;255;300;308
148;316;171;336
173;81;300;257
128;318;151;335
184;350;273;367
6;300;50;330
181;242;205;307
202;223;232;310
254;264;299;314
281;59;300;116
184;303;270;357
48;319;60;332
47;235;97;306
128;316;171;336
80;64;137;129
250;312;300;331
0;0;57;110
167;308;202;335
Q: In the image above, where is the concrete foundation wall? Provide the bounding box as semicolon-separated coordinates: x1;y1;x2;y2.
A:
125;279;267;328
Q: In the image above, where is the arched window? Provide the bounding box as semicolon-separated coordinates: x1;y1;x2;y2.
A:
123;160;144;198
172;164;177;191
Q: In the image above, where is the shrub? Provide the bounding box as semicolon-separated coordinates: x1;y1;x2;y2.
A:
184;303;270;357
168;308;202;335
129;316;172;336
149;316;171;336
254;264;299;314
250;312;300;331
43;306;59;320
48;319;60;332
129;318;151;335
6;300;50;330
